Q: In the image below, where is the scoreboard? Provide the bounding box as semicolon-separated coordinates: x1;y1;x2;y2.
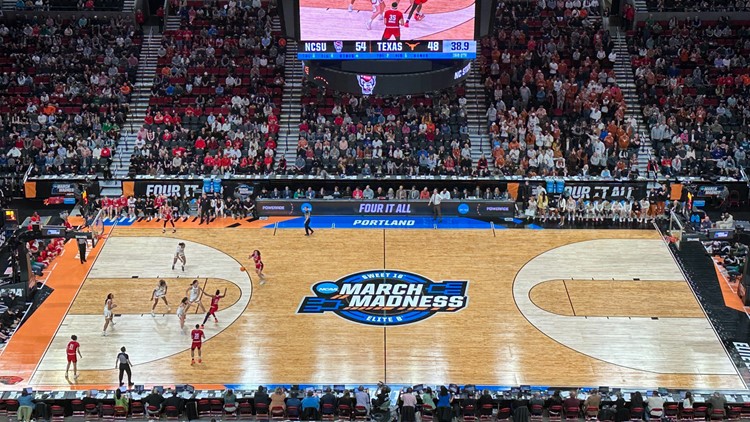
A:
297;40;477;60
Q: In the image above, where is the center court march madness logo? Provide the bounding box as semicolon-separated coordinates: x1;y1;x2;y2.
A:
297;270;469;326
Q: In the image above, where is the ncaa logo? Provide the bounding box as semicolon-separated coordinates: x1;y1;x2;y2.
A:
297;270;469;326
334;41;344;53
457;203;470;215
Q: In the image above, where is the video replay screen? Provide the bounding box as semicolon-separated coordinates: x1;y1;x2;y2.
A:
298;0;476;41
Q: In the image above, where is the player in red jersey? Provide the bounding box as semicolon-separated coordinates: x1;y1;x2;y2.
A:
202;288;226;325
65;334;82;380
116;195;128;219
381;2;404;40
403;0;426;27
251;250;266;285
162;204;176;233
190;324;205;365
102;196;114;220
154;195;166;217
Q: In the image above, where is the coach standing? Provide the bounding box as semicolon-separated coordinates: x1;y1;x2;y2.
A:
428;188;442;223
199;194;212;225
304;208;314;236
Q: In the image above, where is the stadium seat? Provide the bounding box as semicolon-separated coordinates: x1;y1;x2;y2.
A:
531;404;544;422
481;404;496;421
695;406;708;421
209;399;224;418
322;403;336;421
663;405;679;421
271;405;285;420
565;406;580;421
497;407;512;422
463;405;476;422
115;405;128;420
237;402;253;419
130;401;145;419
256;402;270;420
287;405;300;421
101;404;116;421
354;405;368;421
84;403;99;421
71;399;86;418
727;407;741;422
197;399;212;418
548;405;563;422
421;404;435;422
710;409;725;421
50;405;65;422
147;405;161;418
4;400;18;421
165;405;180;420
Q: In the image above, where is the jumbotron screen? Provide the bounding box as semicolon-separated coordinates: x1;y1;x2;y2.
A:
297;0;476;60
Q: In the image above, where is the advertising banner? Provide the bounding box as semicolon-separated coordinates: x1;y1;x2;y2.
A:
256;199;515;218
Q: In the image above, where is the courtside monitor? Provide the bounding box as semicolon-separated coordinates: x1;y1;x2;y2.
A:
297;0;476;59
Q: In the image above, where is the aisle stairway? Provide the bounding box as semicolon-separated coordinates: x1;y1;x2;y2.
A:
279;39;303;167
465;61;489;167
612;31;652;177
111;26;161;182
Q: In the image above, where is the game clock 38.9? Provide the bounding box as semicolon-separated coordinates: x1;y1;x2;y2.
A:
297;40;477;60
447;41;472;52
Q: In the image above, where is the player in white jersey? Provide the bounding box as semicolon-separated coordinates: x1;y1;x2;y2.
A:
524;196;537;220
151;279;170;317
177;297;188;333
365;0;385;29
173;242;186;271
127;196;136;220
565;197;577;224
592;199;604;222
601;200;612;222
186;279;206;314
102;293;117;336
623;198;633;222
611;200;623;224
639;198;650;223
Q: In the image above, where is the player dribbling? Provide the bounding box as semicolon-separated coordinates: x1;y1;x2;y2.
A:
202;289;226;325
173;242;186;271
403;0;426;27
66;334;82;380
151;279;171;317
190;324;205;365
103;293;117;336
251;250;266;285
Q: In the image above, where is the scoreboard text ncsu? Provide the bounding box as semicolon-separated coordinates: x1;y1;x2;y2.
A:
297;40;477;60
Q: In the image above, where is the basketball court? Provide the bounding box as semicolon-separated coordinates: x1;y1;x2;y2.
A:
0;221;744;391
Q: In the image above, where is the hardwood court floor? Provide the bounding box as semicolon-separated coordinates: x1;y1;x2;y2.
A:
26;227;746;389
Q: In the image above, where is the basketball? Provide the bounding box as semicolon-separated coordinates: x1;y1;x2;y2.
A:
239;267;246;272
